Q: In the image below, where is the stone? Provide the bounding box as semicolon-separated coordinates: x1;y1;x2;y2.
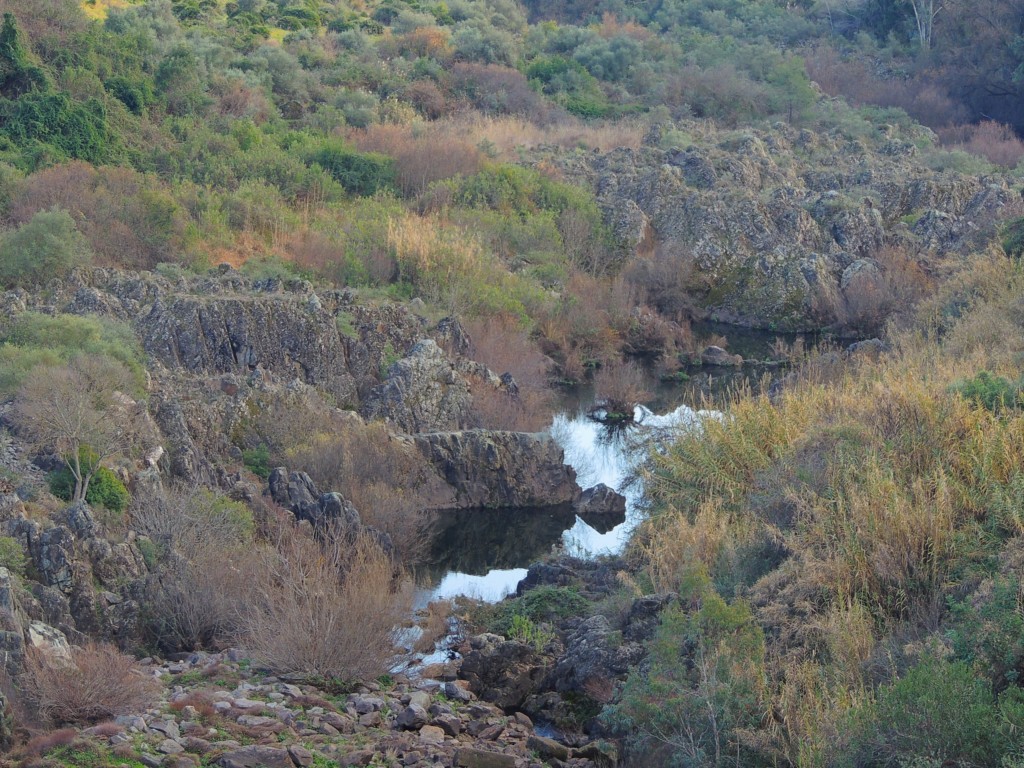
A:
159;739;185;755
396;703;428;730
150;719;181;740
527;735;569;761
418;724;445;744
454;748;517;768
288;745;314;767
574;484;626;534
443;682;473;703
413;430;578;511
217;745;294;768
459;635;551;710
362;340;472;433
432;713;461;737
700;345;742;367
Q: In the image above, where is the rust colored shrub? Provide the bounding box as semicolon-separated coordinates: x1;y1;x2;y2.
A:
396;26;452;60
451;63;552;119
18;727;77;758
8;162;185;269
593;359;651;417
402;79;450;120
351;124;482;196
939;121;1024;168
21;643;158;726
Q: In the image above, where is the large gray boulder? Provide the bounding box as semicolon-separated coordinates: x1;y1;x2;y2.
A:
414;430;578;510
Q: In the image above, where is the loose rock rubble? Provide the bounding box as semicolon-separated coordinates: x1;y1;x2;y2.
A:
74;649;616;768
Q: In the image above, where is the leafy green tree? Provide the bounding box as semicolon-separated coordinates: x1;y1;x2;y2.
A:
0;208;90;288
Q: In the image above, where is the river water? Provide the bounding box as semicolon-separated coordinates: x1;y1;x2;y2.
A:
417;401;709;606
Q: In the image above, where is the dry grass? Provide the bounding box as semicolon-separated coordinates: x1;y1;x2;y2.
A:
242;530;411;681
428;114;646;160
21;643;159;726
413;599;454;654
284;420;441;564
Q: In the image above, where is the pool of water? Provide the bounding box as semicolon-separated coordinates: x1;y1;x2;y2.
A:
414;400;710;607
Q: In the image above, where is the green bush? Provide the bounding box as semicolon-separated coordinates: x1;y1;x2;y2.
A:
844;655;1009;767
0;92;116;165
485;585;589;636
0;536;27;576
50;450;130;514
0;209;91;289
1002;216;1024;259
242;444;271;479
0;313;144;395
950;574;1024;691
308;141;396;197
951;370;1021;413
603;569;766;766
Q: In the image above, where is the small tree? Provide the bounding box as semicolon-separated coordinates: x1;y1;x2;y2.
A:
0;208;90;288
14;355;139;503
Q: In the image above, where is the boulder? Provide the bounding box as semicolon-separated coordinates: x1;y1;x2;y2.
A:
700;346;742;367
217;746;294;768
458;634;553;710
454;748;517;768
414;430;578;510
574;484;627;533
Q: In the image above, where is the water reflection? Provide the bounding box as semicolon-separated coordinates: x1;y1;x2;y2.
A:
419;402;709;604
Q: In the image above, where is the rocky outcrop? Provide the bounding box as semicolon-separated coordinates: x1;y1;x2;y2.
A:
363;340;473;433
413;430;579;510
458;633;556;711
267;468;392;554
562;122;1016;330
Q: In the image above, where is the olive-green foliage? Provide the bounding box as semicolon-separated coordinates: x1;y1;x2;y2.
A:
49;447;130;513
951;370;1022;413
484;585;589;636
0;208;90;288
0;91;115;165
0;313;144;396
1002;216;1024;259
308;141;397;197
0;13;49;98
603;568;765;767
843;655;1019;767
242;443;271;479
0;535;27;576
950;574;1024;692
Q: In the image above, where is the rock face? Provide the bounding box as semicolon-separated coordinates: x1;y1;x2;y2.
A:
413;431;578;510
267;468;393;553
6;267;438;407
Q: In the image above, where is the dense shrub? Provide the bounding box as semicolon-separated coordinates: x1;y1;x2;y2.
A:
0;208;90;288
49;452;130;513
308;141;397;196
604;570;766;767
21;642;159;725
242;529;410;681
844;656;1013;767
0;312;144;395
950;370;1021;413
